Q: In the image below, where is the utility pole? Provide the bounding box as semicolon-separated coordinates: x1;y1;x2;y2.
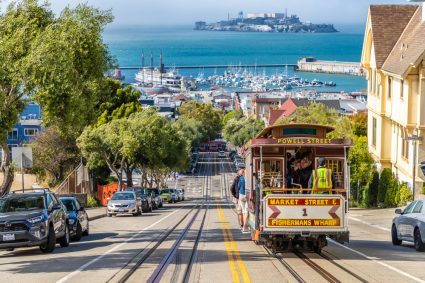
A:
407;128;422;201
21;148;24;193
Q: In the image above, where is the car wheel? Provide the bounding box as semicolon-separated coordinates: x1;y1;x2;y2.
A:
82;221;89;236
414;228;425;252
391;225;402;246
133;208;140;216
59;223;70;247
149;205;153;212
40;225;56;253
72;222;83;241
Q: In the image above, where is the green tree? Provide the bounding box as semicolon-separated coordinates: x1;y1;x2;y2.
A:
223;111;244;126
378;168;392;205
349;136;375;202
351;112;368;137
0;0;113;194
178;101;223;141
223;117;265;147
30;125;80;186
275;102;353;138
364;169;379;207
96;80;141;126
173;117;206;149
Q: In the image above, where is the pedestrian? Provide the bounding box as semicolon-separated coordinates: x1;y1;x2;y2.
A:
230;169;243;228
308;157;335;194
238;169;249;233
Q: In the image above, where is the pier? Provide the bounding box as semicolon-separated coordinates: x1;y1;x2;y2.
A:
119;64;298;70
297;57;364;76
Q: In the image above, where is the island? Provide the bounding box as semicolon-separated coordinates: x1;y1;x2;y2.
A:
195;12;338;33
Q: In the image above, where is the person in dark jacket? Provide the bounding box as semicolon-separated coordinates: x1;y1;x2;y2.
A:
230;169;243;227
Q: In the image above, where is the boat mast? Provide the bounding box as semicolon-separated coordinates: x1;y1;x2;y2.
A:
141;50;145;85
150;51;154;85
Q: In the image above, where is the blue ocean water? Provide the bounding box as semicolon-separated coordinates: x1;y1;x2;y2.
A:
103;25;367;92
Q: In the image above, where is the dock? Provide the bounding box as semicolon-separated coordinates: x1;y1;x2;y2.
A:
119;64;297;70
297;57;364;76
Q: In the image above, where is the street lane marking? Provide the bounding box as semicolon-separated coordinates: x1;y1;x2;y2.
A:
56;208;183;283
348;216;390;232
217;202;251;283
329;239;425;283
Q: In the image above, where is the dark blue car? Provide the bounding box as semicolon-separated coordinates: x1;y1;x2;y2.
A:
59;197;89;241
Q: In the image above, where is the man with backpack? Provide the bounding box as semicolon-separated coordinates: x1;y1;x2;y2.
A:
230;169;243;228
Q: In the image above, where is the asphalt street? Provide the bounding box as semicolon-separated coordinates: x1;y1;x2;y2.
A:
0;153;424;283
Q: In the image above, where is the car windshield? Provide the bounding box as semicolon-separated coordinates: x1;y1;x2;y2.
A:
61;199;76;211
161;189;170;194
112;193;135;200
0;196;45;213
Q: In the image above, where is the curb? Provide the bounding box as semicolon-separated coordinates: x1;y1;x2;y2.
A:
89;214;106;221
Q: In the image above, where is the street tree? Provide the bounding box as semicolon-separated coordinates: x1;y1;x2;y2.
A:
31;126;80;186
348;136;375;202
178;101;223;141
96;80;142;126
223;116;265;147
0;0;113;195
173;117;206;149
275;102;353;138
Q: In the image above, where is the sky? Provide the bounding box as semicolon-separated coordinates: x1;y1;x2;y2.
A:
0;0;417;26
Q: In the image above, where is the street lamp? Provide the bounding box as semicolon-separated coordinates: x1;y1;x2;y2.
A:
407;128;422;201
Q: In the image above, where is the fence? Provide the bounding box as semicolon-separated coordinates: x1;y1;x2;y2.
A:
97;183;127;206
55;163;90;195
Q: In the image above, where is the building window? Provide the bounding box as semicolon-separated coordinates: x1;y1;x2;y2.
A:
8;129;18;139
388;77;392;98
400;79;404;99
372;117;377;146
402;132;409;160
24;128;39;136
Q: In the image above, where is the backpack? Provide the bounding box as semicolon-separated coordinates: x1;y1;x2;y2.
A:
230;175;240;199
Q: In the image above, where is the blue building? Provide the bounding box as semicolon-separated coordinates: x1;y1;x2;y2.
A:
7;102;42;149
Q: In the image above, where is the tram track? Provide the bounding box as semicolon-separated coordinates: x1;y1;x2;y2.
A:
263;246;369;283
104;154;211;283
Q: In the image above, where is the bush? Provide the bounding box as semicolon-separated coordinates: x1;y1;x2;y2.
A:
398;183;413;206
422;183;425;195
87;196;99;208
384;177;399;207
364;170;379;207
378;168;392;205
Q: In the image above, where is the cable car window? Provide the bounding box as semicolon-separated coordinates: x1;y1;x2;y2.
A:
283;128;317;136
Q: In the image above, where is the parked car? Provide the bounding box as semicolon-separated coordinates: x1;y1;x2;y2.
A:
160;189;178;203
0;189;70;253
59;197;89;241
392;200;425;251
107;191;141;217
176;189;185;201
124;187;153;213
146;188;163;209
218;151;226;158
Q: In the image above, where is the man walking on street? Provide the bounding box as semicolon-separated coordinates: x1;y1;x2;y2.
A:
238;169;249;233
230;169;243;227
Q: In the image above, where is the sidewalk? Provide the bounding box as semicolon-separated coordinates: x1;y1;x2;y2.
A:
86;207;106;221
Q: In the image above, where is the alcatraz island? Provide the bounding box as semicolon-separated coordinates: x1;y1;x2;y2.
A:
195;11;338;33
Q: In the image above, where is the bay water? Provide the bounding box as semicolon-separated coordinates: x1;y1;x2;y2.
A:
103;25;367;92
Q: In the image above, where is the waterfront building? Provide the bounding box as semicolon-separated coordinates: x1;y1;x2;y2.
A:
361;4;425;191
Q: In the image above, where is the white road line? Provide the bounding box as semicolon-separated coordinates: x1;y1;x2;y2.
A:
348;216;391;232
56;208;182;283
329;240;425;283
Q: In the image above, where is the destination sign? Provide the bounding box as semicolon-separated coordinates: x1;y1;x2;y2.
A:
268;219;341;227
276;138;333;145
264;195;345;230
267;198;340;206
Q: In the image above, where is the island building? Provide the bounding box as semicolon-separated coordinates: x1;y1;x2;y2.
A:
246;13;285;19
361;4;425;192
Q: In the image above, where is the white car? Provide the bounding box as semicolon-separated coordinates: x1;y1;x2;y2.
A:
392;200;425;251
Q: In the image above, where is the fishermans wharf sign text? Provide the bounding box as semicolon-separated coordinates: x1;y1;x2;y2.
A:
276;138;333;145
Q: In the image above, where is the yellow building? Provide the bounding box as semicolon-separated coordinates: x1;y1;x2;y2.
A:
361;4;425;193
